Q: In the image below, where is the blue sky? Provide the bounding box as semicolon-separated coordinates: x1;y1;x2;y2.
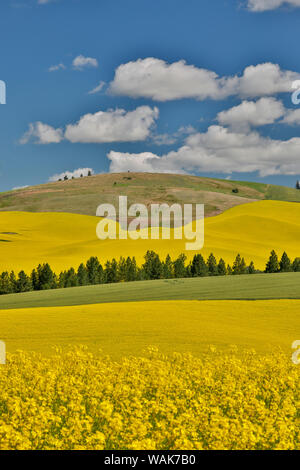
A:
1;0;300;191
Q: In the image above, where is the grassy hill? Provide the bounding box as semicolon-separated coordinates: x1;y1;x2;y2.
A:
2;172;300;218
0;272;299;310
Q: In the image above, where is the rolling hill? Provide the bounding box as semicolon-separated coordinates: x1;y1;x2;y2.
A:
2;172;300;218
0;199;299;273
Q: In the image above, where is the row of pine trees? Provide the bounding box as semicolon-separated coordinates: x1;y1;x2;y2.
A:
0;250;299;295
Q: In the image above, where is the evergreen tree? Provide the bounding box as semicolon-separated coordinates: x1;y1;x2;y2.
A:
173;254;187;278
232;254;247;275
38;263;56;290
217;258;227;276
31;269;39;291
77;263;89;286
86;257;103;284
105;258;119;283
58;271;67;289
207;253;218;276
16;270;32;292
279;252;292;272
162;254;173;279
265;250;279;273
9;271;17;292
248;261;256;274
191;254;208;277
142;251;163;280
118;257;127;282
125;257;138;282
227;264;233;275
0;272;14;295
292;257;300;272
64;268;78;287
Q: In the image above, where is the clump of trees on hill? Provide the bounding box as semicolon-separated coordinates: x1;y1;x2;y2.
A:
0;250;298;295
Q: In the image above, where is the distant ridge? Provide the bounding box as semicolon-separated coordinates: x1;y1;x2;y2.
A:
1;172;300;218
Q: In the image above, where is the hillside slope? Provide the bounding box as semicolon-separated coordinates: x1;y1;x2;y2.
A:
2;173;300;218
0;272;299;310
0;200;299;272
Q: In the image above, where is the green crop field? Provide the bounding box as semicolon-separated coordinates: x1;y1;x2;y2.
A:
0;272;299;310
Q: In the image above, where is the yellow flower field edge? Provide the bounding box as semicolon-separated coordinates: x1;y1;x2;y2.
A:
0;347;299;450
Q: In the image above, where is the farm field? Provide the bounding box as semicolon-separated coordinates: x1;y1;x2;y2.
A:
0;199;299;273
0;272;299;310
0;299;298;357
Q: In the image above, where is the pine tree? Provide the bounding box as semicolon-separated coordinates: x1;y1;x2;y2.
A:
279;252;292;272
227;264;232;275
292;257;300;272
0;272;14;295
58;271;67;288
125;257;138;282
9;271;17;292
217;258;227;276
16;271;32;292
191;254;208;277
77;263;89;286
248;261;256;274
173;254;187;278
232;254;247;275
207;253;218;276
162;254;173;279
38;263;56;290
118;257;127;282
142;251;163;280
64;268;78;287
265;250;279;273
86;257;103;284
31;268;39;290
105;259;119;283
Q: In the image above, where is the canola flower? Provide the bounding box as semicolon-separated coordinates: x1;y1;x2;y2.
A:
0;200;300;273
0;346;299;450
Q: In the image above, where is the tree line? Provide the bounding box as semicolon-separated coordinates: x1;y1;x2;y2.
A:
0;250;299;295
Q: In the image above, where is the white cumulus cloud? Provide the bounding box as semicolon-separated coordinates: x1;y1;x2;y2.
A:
217;97;285;131
247;0;300;11
65;106;159;143
107;125;300;177
72;55;98;70
109;58;300;101
281;108;300;125
20;122;64;145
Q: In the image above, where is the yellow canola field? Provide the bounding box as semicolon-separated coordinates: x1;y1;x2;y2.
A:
1;300;298;357
0;200;299;273
0;347;298;450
